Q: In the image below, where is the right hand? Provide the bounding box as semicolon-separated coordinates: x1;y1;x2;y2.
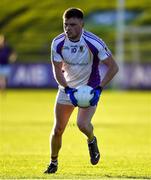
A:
64;86;77;106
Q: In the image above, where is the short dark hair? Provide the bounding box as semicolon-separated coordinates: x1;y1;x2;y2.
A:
63;8;84;19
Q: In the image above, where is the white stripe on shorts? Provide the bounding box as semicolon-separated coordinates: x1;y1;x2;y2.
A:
56;89;73;105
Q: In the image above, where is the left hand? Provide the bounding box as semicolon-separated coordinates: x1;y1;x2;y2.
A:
90;86;103;106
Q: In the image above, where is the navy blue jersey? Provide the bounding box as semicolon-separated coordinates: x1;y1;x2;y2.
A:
0;46;12;65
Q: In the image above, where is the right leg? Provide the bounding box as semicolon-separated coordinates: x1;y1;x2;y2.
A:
50;103;74;160
44;89;75;174
44;103;74;173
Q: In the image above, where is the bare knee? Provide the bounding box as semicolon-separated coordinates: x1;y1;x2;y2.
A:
52;126;64;137
77;120;88;132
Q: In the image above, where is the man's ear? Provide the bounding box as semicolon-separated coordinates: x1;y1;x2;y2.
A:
80;20;84;27
82;21;84;27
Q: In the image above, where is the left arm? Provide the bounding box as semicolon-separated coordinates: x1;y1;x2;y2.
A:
100;56;119;88
90;56;118;106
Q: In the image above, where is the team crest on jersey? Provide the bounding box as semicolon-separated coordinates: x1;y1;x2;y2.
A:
79;46;84;52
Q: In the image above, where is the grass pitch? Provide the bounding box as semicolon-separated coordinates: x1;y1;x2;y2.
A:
0;90;150;179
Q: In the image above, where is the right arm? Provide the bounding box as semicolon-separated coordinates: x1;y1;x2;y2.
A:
52;60;77;106
51;39;67;88
51;60;68;88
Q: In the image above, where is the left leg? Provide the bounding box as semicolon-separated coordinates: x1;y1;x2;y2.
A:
76;106;100;165
77;106;96;141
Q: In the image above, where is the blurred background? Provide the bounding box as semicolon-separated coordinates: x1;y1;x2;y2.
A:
0;0;151;89
0;0;151;178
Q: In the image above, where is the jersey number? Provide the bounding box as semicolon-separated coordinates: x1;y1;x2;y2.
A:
71;47;77;53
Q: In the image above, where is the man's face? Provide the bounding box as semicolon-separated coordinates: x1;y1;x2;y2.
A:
63;17;83;41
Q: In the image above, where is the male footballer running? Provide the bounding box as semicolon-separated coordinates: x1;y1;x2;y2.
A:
44;7;119;173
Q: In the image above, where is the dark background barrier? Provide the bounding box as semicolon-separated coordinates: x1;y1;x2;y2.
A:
7;63;151;89
8;63;57;88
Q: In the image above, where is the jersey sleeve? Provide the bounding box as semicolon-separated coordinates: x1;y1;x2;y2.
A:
98;40;112;61
51;40;62;62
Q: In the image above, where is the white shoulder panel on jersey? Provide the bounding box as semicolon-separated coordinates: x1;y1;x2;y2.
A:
51;33;66;62
83;30;112;60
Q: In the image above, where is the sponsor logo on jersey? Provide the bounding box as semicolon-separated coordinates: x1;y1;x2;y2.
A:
63;46;70;50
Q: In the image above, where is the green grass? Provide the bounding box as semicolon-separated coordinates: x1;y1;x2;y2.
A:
0;90;151;179
0;0;151;62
